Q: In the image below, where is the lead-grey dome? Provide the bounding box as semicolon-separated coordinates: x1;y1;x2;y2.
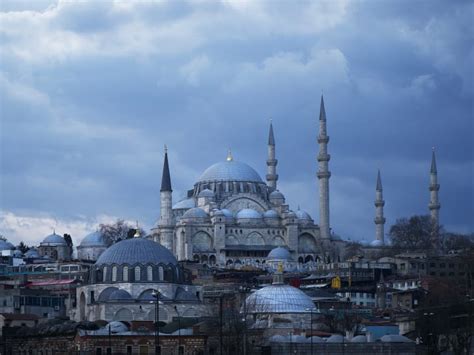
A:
108;289;133;301
245;284;315;313
264;210;279;218
41;233;67;246
0;239;14;251
95;238;178;266
267;247;291;260
296;210;312;220
198;189;214;198
236;208;262;219
198;160;262;183
182;207;209;219
80;231;106;247
173;198;195;210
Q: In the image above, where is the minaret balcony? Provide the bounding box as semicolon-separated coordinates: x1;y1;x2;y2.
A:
429;184;440;191
429;203;441;210
317;153;330;162
317;171;331;179
374;217;386;224
318;136;330;144
375;200;385;207
266;159;278;166
266;174;278;181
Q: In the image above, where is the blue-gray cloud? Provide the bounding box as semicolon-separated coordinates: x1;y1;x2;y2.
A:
0;0;472;245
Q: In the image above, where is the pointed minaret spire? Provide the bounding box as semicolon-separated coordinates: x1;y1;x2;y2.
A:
160;145;172;192
317;95;331;239
158;145;174;252
266;120;278;191
227;148;233;162
374;169;385;245
429;148;440;248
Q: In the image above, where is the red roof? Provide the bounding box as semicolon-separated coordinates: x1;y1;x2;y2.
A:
27;279;77;287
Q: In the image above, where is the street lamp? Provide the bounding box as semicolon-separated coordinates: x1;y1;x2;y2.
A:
152;290;161;355
305;307;318;355
239;285;251;355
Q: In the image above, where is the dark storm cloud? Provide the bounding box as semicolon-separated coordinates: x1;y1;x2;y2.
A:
0;0;472;245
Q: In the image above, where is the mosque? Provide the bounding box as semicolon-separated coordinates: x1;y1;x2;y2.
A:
151;97;347;267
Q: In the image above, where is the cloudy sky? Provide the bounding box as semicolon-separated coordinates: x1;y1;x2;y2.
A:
0;0;473;248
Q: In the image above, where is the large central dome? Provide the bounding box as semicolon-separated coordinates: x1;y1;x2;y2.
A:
198;160;263;183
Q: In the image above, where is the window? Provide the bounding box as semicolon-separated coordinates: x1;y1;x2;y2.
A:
90;291;95;303
96;348;102;355
123;266;129;282
127;346;132;355
449;263;454;268
112;266;117;282
178;346;185;355
135;266;141;281
400;263;405;270
440;263;446;268
147;266;153;281
103;266;108;282
430;262;435;267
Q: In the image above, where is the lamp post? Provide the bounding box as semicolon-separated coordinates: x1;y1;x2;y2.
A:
152;290;161;355
174;305;181;352
107;323;112;355
239;285;251;355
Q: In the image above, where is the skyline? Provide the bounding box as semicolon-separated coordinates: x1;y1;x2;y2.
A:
0;0;473;247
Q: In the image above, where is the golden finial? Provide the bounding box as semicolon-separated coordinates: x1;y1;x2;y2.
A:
164;144;168;154
134;221;140;238
226;148;233;162
277;261;284;273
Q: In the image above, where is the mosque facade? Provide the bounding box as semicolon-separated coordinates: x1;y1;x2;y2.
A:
151;97;347;267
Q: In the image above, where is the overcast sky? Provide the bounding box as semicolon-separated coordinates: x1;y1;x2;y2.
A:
0;0;473;248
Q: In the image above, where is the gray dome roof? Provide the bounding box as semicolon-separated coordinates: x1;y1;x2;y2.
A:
0;239;14;251
221;209;234;218
173;198;195;210
296;210;312;220
263;210;279;218
182;207;209;219
245;284;314;313
236;208;262;219
370;240;384;247
269;190;285;199
41;233;67;246
109;289;132;301
12;249;22;257
175;287;199;301
198;189;214;198
80;231;106;247
105;321;128;334
95;238;178;266
24;249;40;258
351;335;367;343
198;160;262;183
326;334;345;343
267;247;291;260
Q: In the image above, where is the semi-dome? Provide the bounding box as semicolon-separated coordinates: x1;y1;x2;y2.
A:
198;189;214;198
263;210;279;218
269;190;285;203
41;233;67;246
370;240;384;247
0;239;14;251
182;207;209;219
236;209;262;219
198;160;262;183
296;210;312;220
105;321;129;334
351;335;367;343
173;198;195;210
267;247;291;261
108;289;133;301
12;250;22;257
221;209;234;218
24;249;40;258
95;238;178;266
80;231;106;247
326;334;346;343
245;284;314;313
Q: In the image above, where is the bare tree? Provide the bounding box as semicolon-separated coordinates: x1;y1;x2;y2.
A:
389;215;439;250
99;219;145;245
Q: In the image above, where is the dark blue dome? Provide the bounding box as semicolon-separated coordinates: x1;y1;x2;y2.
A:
95;238;178;266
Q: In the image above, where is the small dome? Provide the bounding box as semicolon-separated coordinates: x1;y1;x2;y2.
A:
267;247;291;260
381;335;413;343
351;335;367;343
182;207;209;219
269;190;285;203
212;209;224;216
108;289;132;301
245;284;314;313
12;250;22;257
263;210;279;218
198;189;214;198
105;321;129;334
41;233;67;246
95;238;178;266
24;249;40;258
236;209;262;219
175;287;199;301
285;211;297;218
370;240;384;247
80;231;106;247
0;239;14;251
296;210;312;220
326;334;345;343
221;209;234;218
173;198;196;210
198;160;263;183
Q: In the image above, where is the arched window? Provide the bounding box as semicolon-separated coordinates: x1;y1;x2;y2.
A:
103;266;108;282
147;266;153;281
123;266;129;282
158;266;164;281
112;266;117;282
134;266;141;281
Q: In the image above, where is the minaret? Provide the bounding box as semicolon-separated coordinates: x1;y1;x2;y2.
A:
317;96;331;239
429;148;440;246
159;145;174;252
374;170;386;245
266;120;278;191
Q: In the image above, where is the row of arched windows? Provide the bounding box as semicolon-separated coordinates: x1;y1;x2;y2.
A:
93;263;180;284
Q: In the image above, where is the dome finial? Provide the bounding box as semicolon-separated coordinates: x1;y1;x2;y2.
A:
164;144;168;154
134;221;140;238
226;148;233;162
